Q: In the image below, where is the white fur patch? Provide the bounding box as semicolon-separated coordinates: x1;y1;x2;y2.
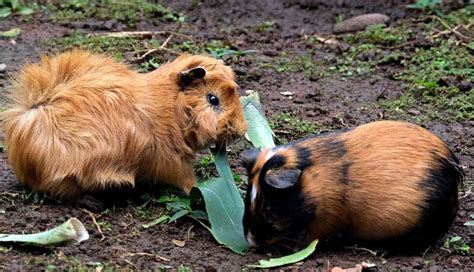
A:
250;185;257;203
246;231;257;247
264;147;280;161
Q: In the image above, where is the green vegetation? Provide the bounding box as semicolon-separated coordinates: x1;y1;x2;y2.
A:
260;53;324;79
49;32;147;58
48;32;164;72
337;6;474;122
271;112;320;135
0;0;34;18
48;0;184;26
444;235;471;255
255;20;275;32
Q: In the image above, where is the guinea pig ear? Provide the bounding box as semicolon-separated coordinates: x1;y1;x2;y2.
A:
178;66;207;88
241;148;261;172
264;168;301;189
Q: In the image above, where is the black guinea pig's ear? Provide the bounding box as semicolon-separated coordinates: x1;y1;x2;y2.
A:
178;66;207;89
264;168;301;189
241;148;261;173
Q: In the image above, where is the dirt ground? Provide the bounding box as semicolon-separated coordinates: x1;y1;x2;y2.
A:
0;0;472;270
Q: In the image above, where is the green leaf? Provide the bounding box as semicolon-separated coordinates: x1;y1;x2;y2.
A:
240;92;276;149
9;0;19;10
464;220;474;226
190;210;208;220
168;209;189;223
449;236;462;243
193;176;249;255
16;6;33;15
0;7;11;18
142;215;170;229
0;28;21;38
248;240;319;268
0;218;89;247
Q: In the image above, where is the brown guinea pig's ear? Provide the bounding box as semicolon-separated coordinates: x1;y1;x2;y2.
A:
178;66;207;89
241;148;261;173
264;168;301;189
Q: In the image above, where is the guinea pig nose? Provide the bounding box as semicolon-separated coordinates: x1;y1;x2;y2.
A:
246;231;258;247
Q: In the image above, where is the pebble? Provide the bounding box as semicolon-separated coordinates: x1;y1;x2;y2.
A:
0;63;6;73
451;258;461;266
333;13;390;34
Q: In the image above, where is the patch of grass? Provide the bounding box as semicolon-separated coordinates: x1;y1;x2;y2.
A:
173;39;255;60
48;31;149;59
380;39;473;122
47;0;184;27
255;21;275;32
0;0;34;18
443;235;471;255
97;220;112;231
48;32;166;72
261;53;324;79
270;112;320;135
328;44;378;77
351;24;410;46
194;155;215;180
335;6;473;122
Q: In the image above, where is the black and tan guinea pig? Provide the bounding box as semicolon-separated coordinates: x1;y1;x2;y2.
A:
1;50;247;199
242;120;463;251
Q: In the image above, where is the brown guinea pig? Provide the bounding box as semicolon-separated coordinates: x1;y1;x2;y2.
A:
242;121;463;250
2;50;247;199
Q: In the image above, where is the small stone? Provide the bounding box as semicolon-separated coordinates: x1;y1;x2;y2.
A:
451;258;461;266
280;91;295;97
408;109;420;116
334;13;390;34
263;49;278;57
0;63;6;73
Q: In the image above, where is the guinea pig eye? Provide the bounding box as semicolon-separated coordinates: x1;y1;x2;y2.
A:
207;94;220;107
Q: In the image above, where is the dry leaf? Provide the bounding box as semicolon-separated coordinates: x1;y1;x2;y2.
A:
172;239;186;247
329;262;376;272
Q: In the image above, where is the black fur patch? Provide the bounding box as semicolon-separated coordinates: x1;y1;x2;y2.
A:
241;148;261;173
396;152;463;250
295;146;313;169
318;137;347;159
340;161;352;185
243;178;316;247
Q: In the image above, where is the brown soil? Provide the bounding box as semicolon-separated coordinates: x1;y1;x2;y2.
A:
0;0;472;270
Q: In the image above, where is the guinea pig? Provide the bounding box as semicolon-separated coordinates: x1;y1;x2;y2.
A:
242;120;463;250
2;50;247;199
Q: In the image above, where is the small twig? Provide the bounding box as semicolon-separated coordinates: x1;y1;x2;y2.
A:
79;208;106;241
186;225;194;241
422;245;432;259
161;34;174;48
273;130;291;135
347;246;378;256
136;35;179;61
432;15;452;30
92;31;166;39
121;252;170;262
0;192;19;197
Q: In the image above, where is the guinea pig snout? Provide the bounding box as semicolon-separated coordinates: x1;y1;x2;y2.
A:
246;231;258;247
